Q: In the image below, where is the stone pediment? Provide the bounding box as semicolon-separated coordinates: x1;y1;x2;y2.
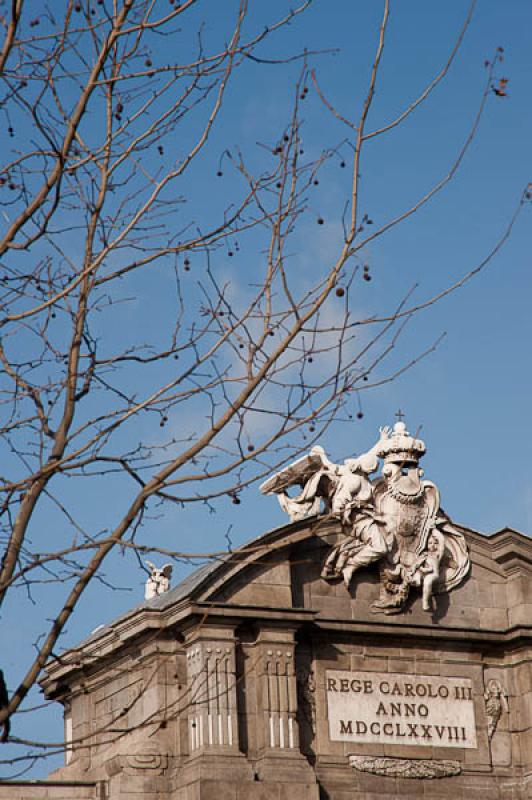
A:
41;515;532;698
175;516;531;639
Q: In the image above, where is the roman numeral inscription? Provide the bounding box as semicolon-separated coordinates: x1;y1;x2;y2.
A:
327;670;477;749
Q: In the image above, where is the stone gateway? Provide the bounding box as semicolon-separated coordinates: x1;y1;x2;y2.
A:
1;421;531;799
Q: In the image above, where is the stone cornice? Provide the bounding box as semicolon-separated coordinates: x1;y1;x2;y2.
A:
41;596;532;699
313;617;532;646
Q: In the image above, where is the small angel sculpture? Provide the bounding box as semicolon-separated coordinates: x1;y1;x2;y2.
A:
145;561;173;600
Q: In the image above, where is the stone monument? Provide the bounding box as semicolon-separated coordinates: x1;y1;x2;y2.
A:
1;420;531;799
260;420;470;612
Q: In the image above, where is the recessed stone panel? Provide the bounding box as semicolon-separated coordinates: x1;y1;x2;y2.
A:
326;669;477;749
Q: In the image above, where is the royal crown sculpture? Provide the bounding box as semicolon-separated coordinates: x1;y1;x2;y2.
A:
260;418;470;615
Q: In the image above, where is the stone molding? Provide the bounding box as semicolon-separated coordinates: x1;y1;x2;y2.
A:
105;752;168;776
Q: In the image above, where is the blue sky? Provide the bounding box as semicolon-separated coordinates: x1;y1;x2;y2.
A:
1;0;531;779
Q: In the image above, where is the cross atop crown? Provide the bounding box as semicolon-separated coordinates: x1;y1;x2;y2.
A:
377;414;426;465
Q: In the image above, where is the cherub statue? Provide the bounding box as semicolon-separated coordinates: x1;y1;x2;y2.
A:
411;528;445;611
329;427;391;525
145;561;173;600
376;528;445;612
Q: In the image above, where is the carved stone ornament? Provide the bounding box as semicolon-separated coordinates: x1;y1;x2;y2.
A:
348;755;461;779
145;560;173;599
260;420;471;614
484;678;509;740
105;752;169;777
296;666;316;734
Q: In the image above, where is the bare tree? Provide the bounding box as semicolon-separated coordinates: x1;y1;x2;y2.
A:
0;0;528;772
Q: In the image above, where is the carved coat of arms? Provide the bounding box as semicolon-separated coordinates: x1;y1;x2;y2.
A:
260;421;470;614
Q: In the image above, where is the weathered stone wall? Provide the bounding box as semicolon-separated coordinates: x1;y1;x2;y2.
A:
0;781;100;799
295;633;524;799
3;521;530;799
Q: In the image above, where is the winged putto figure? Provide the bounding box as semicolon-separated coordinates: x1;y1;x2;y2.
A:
260;419;470;615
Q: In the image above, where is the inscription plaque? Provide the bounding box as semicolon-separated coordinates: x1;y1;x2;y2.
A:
326;670;477;749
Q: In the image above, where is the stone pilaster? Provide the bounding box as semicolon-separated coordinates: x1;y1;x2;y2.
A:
252;626;319;795
178;622;254;797
262;641;298;751
185;625;240;754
